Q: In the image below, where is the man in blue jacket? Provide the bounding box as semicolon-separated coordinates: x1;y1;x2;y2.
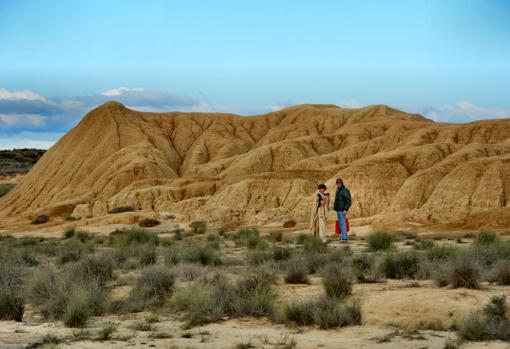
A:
334;178;352;242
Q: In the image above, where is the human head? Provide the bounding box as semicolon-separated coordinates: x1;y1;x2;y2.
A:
318;184;326;193
336;178;344;188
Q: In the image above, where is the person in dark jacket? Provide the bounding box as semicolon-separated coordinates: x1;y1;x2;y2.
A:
334;178;351;242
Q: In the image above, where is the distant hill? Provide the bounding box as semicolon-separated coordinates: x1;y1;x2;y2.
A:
0;148;46;177
1;102;509;230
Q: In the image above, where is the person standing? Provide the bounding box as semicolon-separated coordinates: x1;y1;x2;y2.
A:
334;178;351;242
310;184;330;242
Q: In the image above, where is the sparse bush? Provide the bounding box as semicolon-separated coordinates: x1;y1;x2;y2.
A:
180;241;222;266
366;230;392;251
32;214;49;225
189;220;207;234
139;217;161;228
458;295;510;341
63;290;90;327
488;260;510;285
174;263;206;281
426;244;458;261
313;297;362;329
109;227;159;246
381;251;419;279
57;240;91;265
302;252;328;274
98;322;117;340
27;266;107;322
413;239;435;250
173;272;275;328
0;286;24;321
139;246;157;266
474;230;500;246
282;301;315;326
235;228;262;247
284;262;309;284
108;205;135;214
129;266;175;304
64;216;79;221
446;255;481;289
63;225;76;239
66;254;114;286
268;231;283;243
283;219;297;228
302;235;327;254
75;230;92;242
247;249;271;266
322;264;352;299
281;297;361;329
272;246;292;262
351;254;381;283
172;228;184;240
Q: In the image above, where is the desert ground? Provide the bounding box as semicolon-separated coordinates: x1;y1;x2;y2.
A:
1;217;510;349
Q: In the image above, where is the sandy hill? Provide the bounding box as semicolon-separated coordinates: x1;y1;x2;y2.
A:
1;101;509;230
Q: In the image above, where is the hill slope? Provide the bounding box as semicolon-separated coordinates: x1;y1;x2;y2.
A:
1;102;509;229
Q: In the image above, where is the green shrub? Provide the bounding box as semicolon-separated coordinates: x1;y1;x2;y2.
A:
351;254;381;283
284;261;310;284
381;251;419;279
426;244;458;261
173;272;275;328
446;255;481;289
302;235;327;254
108;205;135;214
282;301;315;326
109;227;159;246
130;266;175;302
139;218;161;228
180;242;222;266
63;290;90;327
313;297;362;329
139;246;157;266
366;230;392;251
32;214;49;225
302;252;328;274
272;246;292;262
281;297;361;329
458;296;510;341
0;288;24;321
172;228;184;240
474;230;500;246
57;240;91;265
247;249;271;266
27;266;107;321
268;231;283;243
322;264;352;299
98;321;117;340
413;239;435;250
189;220;207;234
66;254;114;286
63;225;76;239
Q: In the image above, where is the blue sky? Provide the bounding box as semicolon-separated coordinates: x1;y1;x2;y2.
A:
1;0;509;149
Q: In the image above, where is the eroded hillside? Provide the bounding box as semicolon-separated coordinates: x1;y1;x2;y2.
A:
1;102;509;229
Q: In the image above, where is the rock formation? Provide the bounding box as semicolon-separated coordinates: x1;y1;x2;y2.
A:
1;101;509;229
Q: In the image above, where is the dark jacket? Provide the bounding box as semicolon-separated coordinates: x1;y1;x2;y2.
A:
334;186;352;212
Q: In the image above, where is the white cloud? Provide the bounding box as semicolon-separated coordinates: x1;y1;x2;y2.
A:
336;99;362;109
102;87;144;97
268;99;294;112
0;88;46;101
423;101;510;122
0;113;47;127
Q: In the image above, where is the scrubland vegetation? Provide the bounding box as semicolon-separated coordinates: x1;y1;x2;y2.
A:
0;226;509;347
